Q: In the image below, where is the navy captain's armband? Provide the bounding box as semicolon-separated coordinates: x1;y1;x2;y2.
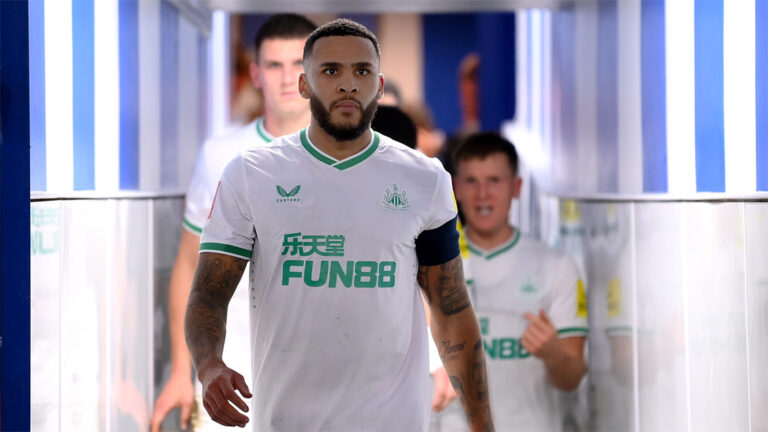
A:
415;216;460;266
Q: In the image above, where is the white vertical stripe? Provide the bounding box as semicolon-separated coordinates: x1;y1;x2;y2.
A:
178;19;199;190
94;0;120;191
665;0;697;194
44;0;74;192
530;10;543;137
516;12;529;130
574;2;598;194
210;11;230;137
724;0;757;193
138;0;161;191
541;11;553;160
617;0;644;194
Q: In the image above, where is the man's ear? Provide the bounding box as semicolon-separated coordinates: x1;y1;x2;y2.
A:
298;73;310;100
512;176;523;199
377;74;385;99
249;62;261;89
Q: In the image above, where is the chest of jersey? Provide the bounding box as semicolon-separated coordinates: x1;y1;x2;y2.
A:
469;252;552;315
246;154;435;289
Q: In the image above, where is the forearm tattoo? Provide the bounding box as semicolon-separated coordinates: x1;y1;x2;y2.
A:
438;258;471;316
418;256;471;316
451;340;493;430
185;253;247;370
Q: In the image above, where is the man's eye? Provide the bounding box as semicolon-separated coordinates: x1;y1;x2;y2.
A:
357;69;369;76
324;68;337;75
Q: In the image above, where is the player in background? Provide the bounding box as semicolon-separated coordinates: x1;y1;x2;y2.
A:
431;132;587;431
150;14;316;432
185;19;494;431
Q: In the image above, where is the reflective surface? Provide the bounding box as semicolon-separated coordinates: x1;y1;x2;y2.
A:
31;197;183;431
31;197;767;431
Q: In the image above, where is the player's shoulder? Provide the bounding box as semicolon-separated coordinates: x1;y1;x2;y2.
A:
375;132;446;174
198;120;260;158
517;233;571;263
238;129;302;165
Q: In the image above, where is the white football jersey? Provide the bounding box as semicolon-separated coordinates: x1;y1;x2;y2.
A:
183;118;272;429
201;128;457;431
436;230;587;432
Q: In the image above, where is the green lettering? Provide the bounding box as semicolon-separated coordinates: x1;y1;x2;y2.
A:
282;260;304;286
354;261;377;288
519;342;531;358
499;338;516;359
377;261;396;288
303;260;328;287
483;338;499;359
329;261;353;288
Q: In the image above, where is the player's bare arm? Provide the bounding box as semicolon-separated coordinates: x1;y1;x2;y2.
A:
419;255;494;432
185;252;251;428
521;310;587;392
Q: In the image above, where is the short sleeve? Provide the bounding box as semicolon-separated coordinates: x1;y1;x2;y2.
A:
423;163;458;231
199;157;255;260
548;254;589;338
183;145;218;235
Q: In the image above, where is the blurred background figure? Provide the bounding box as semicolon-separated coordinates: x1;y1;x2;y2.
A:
402;102;445;158
379;81;403;106
371;105;417;149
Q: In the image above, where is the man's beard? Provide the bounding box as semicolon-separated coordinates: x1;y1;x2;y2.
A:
309;92;378;142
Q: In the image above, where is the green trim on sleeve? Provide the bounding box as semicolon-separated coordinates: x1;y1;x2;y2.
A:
183;218;203;234
557;327;589;336
199;242;252;259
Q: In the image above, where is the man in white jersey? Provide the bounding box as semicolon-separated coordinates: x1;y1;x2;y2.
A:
185;19;494;431
150;14;316;432
432;132;587;431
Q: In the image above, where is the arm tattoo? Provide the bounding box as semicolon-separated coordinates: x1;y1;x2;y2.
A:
439;339;466;362
438;258;471;315
185;253;247;370
417;266;431;304
418;256;471;316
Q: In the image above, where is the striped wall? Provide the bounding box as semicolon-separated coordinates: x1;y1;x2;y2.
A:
508;0;767;196
29;0;211;193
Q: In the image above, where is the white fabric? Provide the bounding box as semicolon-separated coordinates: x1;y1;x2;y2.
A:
435;231;587;432
200;129;457;431
182;118;270;429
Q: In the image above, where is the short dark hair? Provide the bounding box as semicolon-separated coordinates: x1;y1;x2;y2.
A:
303;18;380;63
453;132;519;175
254;14;317;60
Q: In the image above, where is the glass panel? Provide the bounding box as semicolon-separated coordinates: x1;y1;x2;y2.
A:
31;201;63;431
745;202;768;431
634;202;688;431
683;203;749;431
581;202;635;431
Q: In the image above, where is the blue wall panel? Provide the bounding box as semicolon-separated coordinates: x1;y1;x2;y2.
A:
694;0;725;192
73;0;95;190
640;0;667;192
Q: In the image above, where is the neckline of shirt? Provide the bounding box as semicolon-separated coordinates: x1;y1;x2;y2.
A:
299;128;380;171
255;117;274;142
466;229;522;260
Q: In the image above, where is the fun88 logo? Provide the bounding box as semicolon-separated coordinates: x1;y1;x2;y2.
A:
280;232;396;288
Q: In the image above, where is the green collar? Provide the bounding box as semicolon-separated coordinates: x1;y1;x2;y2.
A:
255;117;274;142
466;229;521;260
299;128;380;170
